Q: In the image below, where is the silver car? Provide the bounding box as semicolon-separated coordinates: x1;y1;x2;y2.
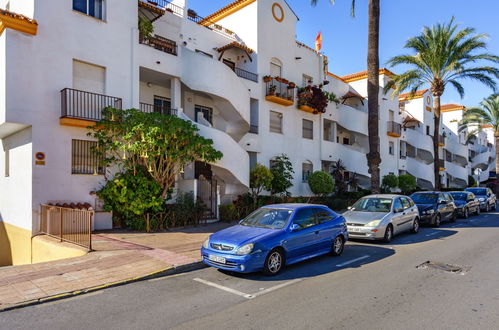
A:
343;194;420;242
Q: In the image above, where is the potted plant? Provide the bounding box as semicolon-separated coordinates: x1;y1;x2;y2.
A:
187;9;197;18
275;76;283;83
268;85;277;96
281;78;289;84
263;75;272;83
288;82;296;88
138;17;154;42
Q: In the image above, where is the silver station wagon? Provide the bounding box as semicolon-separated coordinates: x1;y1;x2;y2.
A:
343;194;420;242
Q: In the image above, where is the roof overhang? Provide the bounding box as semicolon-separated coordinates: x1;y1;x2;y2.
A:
0;9;38;36
216;41;254;61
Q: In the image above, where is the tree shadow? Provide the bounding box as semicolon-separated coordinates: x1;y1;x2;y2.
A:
0;212;13;266
349;227;458;246
219;244;395;282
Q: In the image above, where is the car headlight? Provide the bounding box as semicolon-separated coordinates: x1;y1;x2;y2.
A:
424;209;435;215
235;243;254;255
366;220;382;227
479;198;485;202
202;239;209;249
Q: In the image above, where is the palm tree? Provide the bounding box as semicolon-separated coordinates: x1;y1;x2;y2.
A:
459;95;499;192
386;18;499;190
311;0;382;193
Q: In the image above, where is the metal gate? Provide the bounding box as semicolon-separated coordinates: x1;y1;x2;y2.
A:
197;176;218;220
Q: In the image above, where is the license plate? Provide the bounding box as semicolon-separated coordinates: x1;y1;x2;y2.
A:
208;255;226;264
350;227;361;232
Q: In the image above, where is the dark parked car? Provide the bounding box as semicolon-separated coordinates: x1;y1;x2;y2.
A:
409;192;457;227
464;187;496;212
449;191;480;218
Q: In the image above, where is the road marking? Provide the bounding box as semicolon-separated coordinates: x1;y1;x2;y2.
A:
193;278;254;299
336;255;370;267
425;232;439;237
36;291;103;308
251;279;302;297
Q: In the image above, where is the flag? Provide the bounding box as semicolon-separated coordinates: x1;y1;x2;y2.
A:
315;31;322;52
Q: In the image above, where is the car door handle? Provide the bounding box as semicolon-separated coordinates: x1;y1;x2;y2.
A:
314;231;320;235
402;212;406;215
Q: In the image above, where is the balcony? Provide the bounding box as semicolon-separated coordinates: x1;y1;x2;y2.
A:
60;88;122;127
264;77;295;106
139;102;177;116
234;67;258;83
438;135;445;146
140;34;177;56
187;10;236;40
439;159;446;171
386;121;401;138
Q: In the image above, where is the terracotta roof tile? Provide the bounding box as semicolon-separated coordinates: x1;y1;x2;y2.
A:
441;103;465;112
201;0;256;24
398;89;428;101
341;68;395;82
216;41;254;54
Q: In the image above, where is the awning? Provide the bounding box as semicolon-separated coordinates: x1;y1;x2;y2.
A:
216;41;254;61
341;90;365;105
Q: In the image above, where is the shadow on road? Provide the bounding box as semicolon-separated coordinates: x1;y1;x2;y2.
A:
349;227;458;246
221;244;395;282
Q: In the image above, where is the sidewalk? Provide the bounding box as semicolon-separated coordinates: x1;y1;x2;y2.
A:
0;222;232;311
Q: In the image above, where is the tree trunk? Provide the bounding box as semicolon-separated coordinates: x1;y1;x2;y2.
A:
495;131;499;194
433;95;441;190
366;0;381;193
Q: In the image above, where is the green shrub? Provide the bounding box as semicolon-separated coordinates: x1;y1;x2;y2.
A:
308;171;335;197
219;203;239;222
382;174;399;191
250;163;273;204
398;174;417;195
270;154;294;197
468;175;477;187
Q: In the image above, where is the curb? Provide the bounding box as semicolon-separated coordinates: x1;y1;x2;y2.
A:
0;260;206;313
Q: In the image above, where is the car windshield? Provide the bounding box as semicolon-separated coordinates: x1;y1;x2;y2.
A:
240;208;293;229
351;198;392;213
466;188;486;195
410;193;438;204
450;193;468;201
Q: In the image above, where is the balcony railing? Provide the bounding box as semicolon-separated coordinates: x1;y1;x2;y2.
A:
438;135;446;146
265;77;295;106
439;159;446;170
140;34;178;56
61;88;122;121
187;11;236;40
139;102;178;116
40;204;93;250
235;67;258;82
387;121;402;137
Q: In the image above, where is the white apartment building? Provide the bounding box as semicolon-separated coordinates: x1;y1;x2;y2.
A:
0;0;495;265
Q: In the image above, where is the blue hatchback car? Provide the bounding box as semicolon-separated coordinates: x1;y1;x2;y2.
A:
201;204;348;275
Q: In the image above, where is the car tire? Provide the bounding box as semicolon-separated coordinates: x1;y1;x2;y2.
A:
493;203;497;211
486;203;490;212
411;218;420;234
450;211;457;223
463;207;469;219
383;225;393;243
263;248;284;276
432;213;441;227
331;235;345;256
475;206;481;216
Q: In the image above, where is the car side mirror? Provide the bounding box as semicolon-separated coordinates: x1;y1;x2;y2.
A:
290;224;300;232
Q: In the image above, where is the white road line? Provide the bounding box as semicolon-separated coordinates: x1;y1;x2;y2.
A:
425;232;439;237
251;279;302;297
336;255;370;267
193;278;254;299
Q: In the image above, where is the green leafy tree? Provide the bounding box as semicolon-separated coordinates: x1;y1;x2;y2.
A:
270;154;294;197
331;159;347;194
312;0;382;193
459;95;499;192
386;18;499;189
468;175;477;188
398;174;417;195
89;107;223;198
250;163;274;205
97;168;164;231
382;174;399;192
308;171;335;197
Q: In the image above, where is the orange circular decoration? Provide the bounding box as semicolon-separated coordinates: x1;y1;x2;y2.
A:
426;95;431;104
272;3;284;22
35;152;45;161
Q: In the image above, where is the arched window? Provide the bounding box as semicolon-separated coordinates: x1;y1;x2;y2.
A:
270;58;282;77
302;160;313;182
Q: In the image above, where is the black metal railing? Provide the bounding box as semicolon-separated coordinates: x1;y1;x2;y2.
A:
250;125;259;134
265;77;295;101
61;88;122;121
235;67;258;82
387;121;402;136
439;159;445;168
439;135;446;145
187;11;236;39
139;102;177;116
140;34;178;56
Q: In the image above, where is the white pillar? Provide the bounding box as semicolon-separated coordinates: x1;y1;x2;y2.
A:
171;77;182;112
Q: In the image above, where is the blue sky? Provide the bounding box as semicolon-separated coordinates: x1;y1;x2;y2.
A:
189;0;499;107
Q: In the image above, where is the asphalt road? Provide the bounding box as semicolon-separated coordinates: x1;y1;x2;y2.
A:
2;212;499;330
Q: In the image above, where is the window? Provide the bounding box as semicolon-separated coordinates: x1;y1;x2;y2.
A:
73;60;105;94
270;59;282;77
269;111;283;133
389;141;394;155
388;110;394;122
426;125;431;136
393;198;403;211
302;161;313;182
292;208;317;229
314;209;335;224
154;96;171;115
71;139;104;175
73;0;105;20
4;149;9;177
248;152;257;170
302;74;312;86
302;119;313;139
195;105;213;125
323;119;334;142
342;137;350;145
222;59;236;71
401;197;411;209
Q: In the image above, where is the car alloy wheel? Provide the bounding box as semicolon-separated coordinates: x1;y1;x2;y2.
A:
411;218;420;234
331;236;345;256
264;249;283;275
450;211;457;223
486;203;490;212
493;203;497;211
433;214;441;227
476;207;480;216
383;225;393;243
463;208;469;219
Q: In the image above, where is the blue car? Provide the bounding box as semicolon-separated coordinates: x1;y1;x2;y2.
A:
201;204;348;275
